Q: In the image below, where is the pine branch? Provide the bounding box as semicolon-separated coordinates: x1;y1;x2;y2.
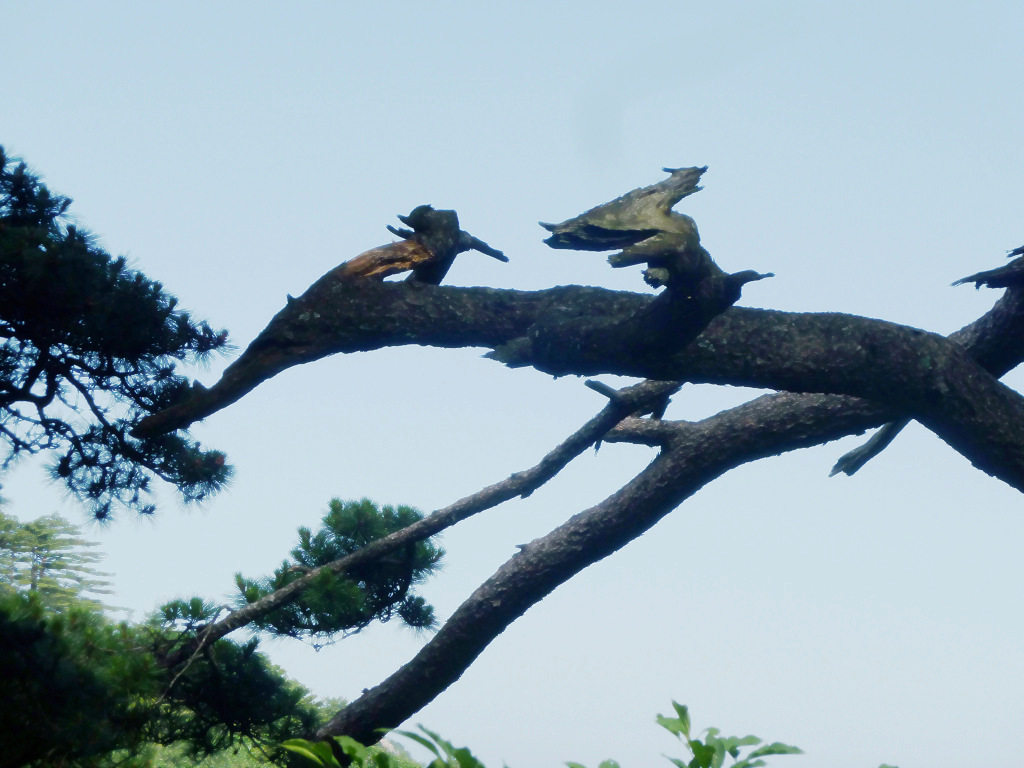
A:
159;379;678;669
137;273;1024;491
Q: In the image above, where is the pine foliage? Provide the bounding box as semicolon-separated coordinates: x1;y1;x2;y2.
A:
0;592;159;767
0;146;232;519
236;498;443;643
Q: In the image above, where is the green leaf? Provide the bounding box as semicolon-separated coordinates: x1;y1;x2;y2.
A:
689;740;716;768
394;729;444;761
657;702;692;740
335;735;372;764
395;725;485;768
728;735;762;749
718;734;761;760
452;745;488;768
747;742;803;758
658;714;687;738
565;763;588;768
598;761;622;768
281;741;327;765
282;739;343;767
673;702;692;738
731;760;766;768
419;725;459;761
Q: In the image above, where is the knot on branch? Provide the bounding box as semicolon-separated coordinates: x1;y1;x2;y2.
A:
540;166;708;252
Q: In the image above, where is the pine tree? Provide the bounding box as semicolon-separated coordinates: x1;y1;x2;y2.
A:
0;510;114;612
0;510;22;592
0;152;447;767
0;146;232;519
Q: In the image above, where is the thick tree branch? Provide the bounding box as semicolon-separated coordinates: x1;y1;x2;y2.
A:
137;277;1024;489
133;274;755;437
603;415;681;447
652;309;1024;489
832;285;1024;474
132;283;638;436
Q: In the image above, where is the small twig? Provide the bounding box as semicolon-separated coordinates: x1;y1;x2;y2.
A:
584;379;620;400
830;418;909;476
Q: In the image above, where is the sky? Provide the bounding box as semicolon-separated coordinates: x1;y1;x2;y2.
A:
4;2;1024;766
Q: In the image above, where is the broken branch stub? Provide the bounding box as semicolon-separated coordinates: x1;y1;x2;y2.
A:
133;205;505;438
539;166;708;251
539;166;770;295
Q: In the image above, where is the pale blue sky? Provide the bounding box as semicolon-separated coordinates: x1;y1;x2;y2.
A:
4;3;1024;766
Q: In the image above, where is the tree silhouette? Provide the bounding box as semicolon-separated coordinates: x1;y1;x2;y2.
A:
0;148;231;520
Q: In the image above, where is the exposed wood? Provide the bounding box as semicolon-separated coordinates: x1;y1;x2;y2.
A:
133;205;504;438
539;166;707;251
327;239;437;282
540;166;769;292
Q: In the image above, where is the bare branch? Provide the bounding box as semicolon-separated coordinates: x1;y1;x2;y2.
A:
160;379;677;669
830;417;909;476
603;415;682;447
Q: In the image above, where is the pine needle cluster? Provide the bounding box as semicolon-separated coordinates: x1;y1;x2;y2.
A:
236;498;443;643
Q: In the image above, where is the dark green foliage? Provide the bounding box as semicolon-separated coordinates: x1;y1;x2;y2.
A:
160;637;319;757
154;597;320;755
0;146;231;519
0;591;159;768
0;589;330;768
236;499;443;643
154;638;321;759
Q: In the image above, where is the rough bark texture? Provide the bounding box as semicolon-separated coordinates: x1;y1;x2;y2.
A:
138;279;1024;490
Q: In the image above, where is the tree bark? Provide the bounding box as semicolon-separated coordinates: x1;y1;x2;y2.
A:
138;279;1024;490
